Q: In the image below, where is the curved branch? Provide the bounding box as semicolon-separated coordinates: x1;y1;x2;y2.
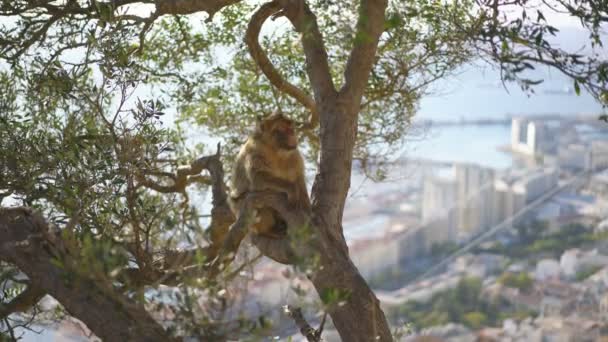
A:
246;191;311;229
246;1;319;128
250;234;296;264
247;191;314;264
274;0;336;106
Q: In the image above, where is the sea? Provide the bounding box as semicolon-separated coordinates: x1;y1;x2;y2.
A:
405;63;605;170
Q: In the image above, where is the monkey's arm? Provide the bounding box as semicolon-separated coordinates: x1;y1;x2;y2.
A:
247;155;297;201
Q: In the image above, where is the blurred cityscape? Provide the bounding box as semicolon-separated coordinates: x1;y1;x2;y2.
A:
242;114;608;341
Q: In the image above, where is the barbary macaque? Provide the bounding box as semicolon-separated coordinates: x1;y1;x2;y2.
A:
229;112;310;238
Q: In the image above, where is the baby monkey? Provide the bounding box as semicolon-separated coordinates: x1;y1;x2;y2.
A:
229;113;310;238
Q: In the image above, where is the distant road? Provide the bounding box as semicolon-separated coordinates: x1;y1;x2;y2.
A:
415;170;590;280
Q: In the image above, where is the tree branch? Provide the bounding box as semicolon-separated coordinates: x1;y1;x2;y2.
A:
0;0;242;19
275;0;336;111
341;0;388;104
0;208;173;341
283;305;324;342
156;0;242;21
246;1;319;129
0;0;244;61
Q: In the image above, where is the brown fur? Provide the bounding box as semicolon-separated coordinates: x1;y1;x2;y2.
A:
229;113;310;238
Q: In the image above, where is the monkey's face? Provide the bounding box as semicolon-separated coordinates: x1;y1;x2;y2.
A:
271;119;298;150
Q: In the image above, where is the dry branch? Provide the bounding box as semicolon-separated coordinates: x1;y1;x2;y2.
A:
283;305;325;342
138;144;233;267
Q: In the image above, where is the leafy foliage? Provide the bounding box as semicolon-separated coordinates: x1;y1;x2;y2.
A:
498;271;533;291
391;277;536;330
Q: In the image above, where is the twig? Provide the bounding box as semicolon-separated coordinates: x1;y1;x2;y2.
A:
283;305;324;342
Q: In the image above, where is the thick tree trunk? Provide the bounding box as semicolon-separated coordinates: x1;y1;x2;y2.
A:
0;208;172;342
300;0;391;338
309;99;393;342
310;250;392;341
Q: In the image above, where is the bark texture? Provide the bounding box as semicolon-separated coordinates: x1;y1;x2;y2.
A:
302;0;392;340
0;208;172;341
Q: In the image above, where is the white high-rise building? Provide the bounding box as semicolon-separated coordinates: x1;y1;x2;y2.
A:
511;117;550;156
558;139;608;172
515;167;559;203
422;164;496;240
558;144;591;171
491;167;558;226
422;170;457;223
455;163;495;236
422;163;558;242
492;176;526;226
